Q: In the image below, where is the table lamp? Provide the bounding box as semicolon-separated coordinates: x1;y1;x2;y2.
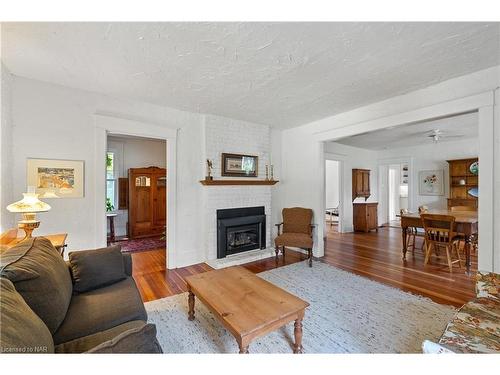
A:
6;187;51;239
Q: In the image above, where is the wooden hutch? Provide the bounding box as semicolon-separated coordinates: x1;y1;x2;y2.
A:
352;168;378;232
128;166;167;239
446;158;478;209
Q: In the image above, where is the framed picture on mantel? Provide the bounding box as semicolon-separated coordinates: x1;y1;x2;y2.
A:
221;153;258;177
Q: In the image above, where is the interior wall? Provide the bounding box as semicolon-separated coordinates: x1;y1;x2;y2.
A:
107;135;167;237
377;137;479;210
0;63;14;232
9;75;203;252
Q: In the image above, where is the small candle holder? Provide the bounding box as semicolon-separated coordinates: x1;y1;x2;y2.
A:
265;165;269;180
270;165;274;181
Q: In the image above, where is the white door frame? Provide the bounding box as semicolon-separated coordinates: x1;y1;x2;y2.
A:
377;156;415;224
94;114;179;269
313;91;496;272
324;153;344;233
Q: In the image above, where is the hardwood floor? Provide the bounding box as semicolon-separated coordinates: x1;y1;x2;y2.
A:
131;247;309;302
132;226;476;307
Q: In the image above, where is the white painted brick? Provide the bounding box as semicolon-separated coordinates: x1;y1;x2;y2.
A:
203;115;273;260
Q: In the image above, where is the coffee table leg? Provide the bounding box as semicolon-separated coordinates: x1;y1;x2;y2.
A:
188;290;195;321
239;345;249;354
293;316;304;353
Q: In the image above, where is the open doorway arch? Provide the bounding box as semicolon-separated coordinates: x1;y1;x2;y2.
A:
94;114;178;269
314;91;495;272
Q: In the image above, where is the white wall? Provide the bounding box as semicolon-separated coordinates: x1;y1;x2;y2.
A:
107;135;167;237
324;142;378;232
378;138;479;210
325;160;339;209
9;75;204;254
7;75;276;268
0;63;14;231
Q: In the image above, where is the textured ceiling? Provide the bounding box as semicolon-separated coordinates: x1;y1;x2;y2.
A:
335;111;478;150
2;22;499;128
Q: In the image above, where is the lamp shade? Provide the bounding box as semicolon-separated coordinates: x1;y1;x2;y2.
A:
6;193;51;213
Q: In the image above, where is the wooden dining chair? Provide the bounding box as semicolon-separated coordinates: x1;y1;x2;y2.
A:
450;206;478;253
400;209;425;254
421;214;462;273
450;206;477;212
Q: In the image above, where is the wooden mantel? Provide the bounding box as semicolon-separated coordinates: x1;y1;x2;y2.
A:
199;179;279;186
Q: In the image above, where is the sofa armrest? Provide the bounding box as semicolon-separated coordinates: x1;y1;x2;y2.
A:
86;323;163;353
123;253;132;276
68;245;127;293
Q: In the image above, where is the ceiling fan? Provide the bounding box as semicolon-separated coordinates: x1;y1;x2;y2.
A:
415;129;464;143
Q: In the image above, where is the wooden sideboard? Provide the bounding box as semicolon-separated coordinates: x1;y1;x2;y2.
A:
352;169;371;201
353;202;378;232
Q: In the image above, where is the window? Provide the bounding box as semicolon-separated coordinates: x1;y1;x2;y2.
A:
106;151;116;211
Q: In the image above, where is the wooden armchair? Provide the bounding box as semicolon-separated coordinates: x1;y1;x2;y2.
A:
275;207;315;267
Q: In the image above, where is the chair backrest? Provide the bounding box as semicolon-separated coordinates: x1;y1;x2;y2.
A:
421;214;456;245
418;205;429;214
450;205;477;212
282;207;313;235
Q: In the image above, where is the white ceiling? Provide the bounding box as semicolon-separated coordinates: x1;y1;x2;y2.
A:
2;22;499;128
334;111;478;150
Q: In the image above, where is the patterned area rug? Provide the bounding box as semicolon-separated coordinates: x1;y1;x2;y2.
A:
145;261;456;353
114;237;165;253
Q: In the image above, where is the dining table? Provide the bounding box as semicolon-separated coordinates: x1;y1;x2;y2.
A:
400;209;478;274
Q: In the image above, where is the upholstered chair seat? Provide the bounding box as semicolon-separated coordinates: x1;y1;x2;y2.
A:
275;233;313;249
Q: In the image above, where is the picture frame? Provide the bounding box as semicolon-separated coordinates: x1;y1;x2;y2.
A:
418;170;444;196
221;153;258;177
27;158;85;198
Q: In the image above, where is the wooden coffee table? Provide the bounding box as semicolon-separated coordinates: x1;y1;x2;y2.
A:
185;266;309;354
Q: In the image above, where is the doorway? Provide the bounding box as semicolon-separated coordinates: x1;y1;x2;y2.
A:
105;134;167;255
324;159;342;234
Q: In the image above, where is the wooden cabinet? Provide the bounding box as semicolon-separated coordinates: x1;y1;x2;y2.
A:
352;169;371;201
353;202;378;232
128;166;166;239
446;158;478;209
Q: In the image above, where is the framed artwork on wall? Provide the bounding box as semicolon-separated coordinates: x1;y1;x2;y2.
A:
27;158;85;198
221;153;258;177
418;170;444;196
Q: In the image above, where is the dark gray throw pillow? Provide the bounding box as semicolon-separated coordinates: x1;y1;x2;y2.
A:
69;245;126;293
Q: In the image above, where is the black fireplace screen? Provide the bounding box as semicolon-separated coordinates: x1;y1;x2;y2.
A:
217;206;266;258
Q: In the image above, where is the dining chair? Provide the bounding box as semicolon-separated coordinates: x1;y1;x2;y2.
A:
400;209;425;254
450;206;478;253
418;205;429;214
421;214;462;273
450;206;477;212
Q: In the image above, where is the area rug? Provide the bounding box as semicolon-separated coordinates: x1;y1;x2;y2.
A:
114;237;165;253
145;261;456;353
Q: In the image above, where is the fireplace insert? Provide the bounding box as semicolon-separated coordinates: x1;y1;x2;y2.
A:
217;206;266;258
